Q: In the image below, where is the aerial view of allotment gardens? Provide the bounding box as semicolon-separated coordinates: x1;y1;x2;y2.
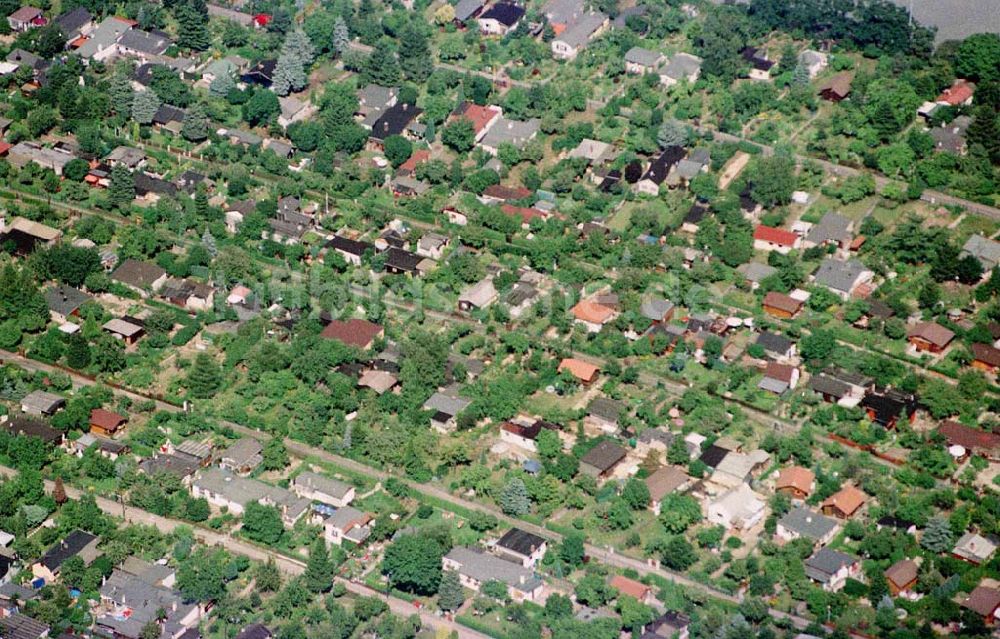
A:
1;0;1000;638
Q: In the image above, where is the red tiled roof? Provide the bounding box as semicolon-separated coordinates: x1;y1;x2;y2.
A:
938;420;1000;451
0;141;12;156
320;319;384;349
937;80;974;106
398;149;429;173
501;204;547;225
609;575;651;600
455;102;502;135
754;225;798;247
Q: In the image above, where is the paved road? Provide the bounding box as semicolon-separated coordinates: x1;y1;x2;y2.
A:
0;465;488;639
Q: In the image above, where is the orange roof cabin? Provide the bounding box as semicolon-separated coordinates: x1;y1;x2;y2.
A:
821;485;867;519
907;321;955;354
571;299;617;332
608;575;653;604
774;466;815;500
762;291;803;319
558;358;600;385
90;408;127;438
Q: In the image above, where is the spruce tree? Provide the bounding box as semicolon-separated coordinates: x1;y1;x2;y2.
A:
186;352;221;398
286;29;316;66
209;73;236;97
363;39;401;87
195;187;210;220
304;537;333;593
967;106;1000;164
131;90;161;125
182;103;210;142
792;62;811;86
65;334;92;369
499;478;531;516
437;570;465;611
657;119;688;149
176;1;210;51
921;516;954;553
201;228;217;257
272;30;314;96
332;16;350;57
108;164;135;210
399;24;432;82
109;72;134;116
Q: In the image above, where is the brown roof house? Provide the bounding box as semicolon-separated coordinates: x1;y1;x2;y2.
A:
758;362;799;394
938;420;1000;461
3;417;63;446
89;408;127;438
499;416;560;454
971;343;1000;373
320;319;384;350
579;440;627;479
762;291;803;319
821;485;867;519
884;558;919;597
110;259;167;297
962;583;1000;623
774;466;815;500
818;72;852;101
645;465;690;515
907;321;955;354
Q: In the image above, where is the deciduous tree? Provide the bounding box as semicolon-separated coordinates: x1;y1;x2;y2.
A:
382;534;444;595
242;502;284;545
